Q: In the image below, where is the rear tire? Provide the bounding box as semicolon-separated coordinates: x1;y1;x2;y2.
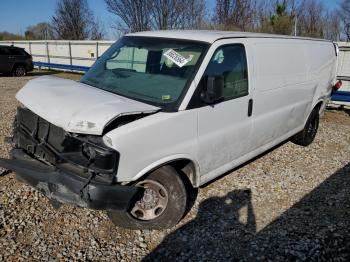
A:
292;107;319;146
12;65;26;77
107;166;187;230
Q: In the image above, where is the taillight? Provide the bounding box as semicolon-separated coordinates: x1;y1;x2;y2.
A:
333;80;342;91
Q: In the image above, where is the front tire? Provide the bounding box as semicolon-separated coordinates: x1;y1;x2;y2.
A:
108;166;187;230
292;107;320;146
12;65;26;77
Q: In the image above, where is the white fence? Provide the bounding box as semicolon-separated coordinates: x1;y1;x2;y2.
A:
0;40;114;67
337;42;350;92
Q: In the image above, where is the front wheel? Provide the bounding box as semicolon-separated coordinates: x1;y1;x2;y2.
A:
291;107;320;146
107;166;187;230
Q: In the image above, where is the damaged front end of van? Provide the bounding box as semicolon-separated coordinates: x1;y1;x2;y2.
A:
0;76;159;211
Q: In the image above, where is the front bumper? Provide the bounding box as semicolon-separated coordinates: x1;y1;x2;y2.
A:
0;149;138;210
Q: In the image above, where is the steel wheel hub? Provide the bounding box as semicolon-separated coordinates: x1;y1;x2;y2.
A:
130;180;168;221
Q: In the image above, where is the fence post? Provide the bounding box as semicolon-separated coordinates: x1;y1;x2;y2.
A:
131;47;135;70
46;41;50;63
96;42;99;60
68;41;73;65
28;41;32;55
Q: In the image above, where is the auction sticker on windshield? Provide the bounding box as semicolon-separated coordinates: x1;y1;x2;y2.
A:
163;49;193;68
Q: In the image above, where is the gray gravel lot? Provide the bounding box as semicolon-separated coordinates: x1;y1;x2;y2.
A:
0;72;350;261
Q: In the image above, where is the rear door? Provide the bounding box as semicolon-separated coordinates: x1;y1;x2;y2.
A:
189;39;254;179
0;47;11;73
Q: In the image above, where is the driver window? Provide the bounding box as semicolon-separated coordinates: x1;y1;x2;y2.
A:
205;44;248;100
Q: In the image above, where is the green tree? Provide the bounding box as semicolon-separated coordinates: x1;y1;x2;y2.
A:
25;23;55;40
270;1;293;35
0;31;24;40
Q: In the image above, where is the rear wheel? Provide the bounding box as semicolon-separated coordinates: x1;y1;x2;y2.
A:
292;107;319;146
108;166;187;230
12;65;26;77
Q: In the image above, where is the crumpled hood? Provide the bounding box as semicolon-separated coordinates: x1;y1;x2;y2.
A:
16;76;160;135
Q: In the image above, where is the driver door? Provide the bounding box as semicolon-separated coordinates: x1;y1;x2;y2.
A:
195;42;254;179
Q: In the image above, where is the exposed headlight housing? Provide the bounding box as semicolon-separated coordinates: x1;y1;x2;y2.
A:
13;107;119;182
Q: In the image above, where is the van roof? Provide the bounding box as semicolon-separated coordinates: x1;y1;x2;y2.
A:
127;30;332;44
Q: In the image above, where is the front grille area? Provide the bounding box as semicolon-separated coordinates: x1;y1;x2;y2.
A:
15;107;66;164
12;107;119;182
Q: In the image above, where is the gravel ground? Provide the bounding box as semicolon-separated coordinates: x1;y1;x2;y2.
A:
1;71;350;261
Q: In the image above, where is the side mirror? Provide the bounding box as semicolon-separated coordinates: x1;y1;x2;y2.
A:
200;75;224;104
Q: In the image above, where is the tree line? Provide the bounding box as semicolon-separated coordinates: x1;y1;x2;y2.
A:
212;0;344;41
1;0;349;41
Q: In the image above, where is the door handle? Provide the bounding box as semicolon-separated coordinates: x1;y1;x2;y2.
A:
248;99;253;117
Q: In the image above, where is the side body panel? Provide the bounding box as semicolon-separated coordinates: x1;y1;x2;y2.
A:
307;41;337;111
250;39;312;148
196;38;336;185
250;39;336;150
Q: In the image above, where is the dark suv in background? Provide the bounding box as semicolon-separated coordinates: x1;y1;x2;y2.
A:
0;45;34;76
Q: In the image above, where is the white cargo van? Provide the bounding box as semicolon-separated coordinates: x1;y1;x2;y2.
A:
0;31;339;229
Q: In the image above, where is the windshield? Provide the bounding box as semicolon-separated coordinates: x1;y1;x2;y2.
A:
81;36;208;110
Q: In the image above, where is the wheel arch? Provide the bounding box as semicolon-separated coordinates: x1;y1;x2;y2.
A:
304;99;325;126
313;99;324;112
132;155;200;188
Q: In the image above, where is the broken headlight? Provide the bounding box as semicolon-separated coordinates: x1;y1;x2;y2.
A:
60;135;119;175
